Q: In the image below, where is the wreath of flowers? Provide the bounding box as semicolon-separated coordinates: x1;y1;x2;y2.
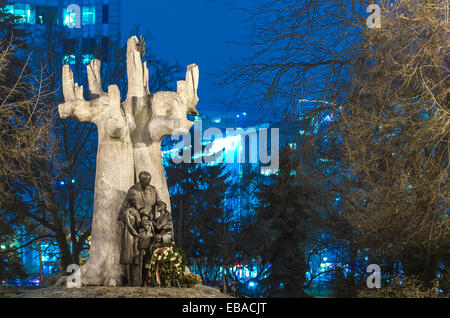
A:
146;245;186;287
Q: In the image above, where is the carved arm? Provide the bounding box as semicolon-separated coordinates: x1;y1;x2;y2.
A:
59;61;126;139
177;64;199;116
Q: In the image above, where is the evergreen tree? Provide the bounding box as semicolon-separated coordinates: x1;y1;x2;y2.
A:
240;146;313;297
167;162;238;284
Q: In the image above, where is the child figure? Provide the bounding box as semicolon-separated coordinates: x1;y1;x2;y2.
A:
153;201;175;244
138;215;154;286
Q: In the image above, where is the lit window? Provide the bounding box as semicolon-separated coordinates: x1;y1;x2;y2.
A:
261;168;279;176
82;6;95;25
10;3;35;24
63;55;76;65
4;5;14;15
289;143;297;150
82;54;95;64
63;8;77;27
290;170;296;176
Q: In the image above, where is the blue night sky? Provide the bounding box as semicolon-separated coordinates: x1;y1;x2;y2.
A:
121;0;253;118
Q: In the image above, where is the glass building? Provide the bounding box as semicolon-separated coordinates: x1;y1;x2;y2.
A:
4;0;121;64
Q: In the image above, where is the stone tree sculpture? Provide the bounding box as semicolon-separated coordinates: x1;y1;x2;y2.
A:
58;36;199;286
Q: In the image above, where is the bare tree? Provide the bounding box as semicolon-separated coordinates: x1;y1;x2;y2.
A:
218;0;449;294
335;0;449;286
0;37;56;204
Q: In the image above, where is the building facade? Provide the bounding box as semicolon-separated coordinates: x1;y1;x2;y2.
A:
5;0;121;64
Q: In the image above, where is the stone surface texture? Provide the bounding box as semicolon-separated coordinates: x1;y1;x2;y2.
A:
58;36;199;287
15;285;230;298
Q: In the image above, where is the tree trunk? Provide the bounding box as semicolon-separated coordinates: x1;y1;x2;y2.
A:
38;241;44;286
79;87;134;287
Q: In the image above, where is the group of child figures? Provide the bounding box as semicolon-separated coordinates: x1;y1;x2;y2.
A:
119;199;174;287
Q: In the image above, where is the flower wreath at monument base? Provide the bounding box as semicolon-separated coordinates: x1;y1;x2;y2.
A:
146;244;200;288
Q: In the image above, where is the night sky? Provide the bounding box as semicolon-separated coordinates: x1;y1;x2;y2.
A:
121;0;252;118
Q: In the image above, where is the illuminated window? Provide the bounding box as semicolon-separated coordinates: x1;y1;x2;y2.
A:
289;143;297;150
82;54;95;64
63;55;76;65
63;7;77;27
261;168;279;176
82;6;95;25
4;5;14;15
8;3;35;24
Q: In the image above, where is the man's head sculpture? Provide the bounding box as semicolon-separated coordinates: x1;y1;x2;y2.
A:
139;171;152;188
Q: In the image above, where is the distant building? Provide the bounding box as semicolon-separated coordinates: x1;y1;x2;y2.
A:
161;108;279;224
5;0;121;64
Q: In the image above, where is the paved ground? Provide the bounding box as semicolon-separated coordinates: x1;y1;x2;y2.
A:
14;284;232;298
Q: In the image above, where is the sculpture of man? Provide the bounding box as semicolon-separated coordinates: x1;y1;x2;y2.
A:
119;171;161;286
123;171;162;218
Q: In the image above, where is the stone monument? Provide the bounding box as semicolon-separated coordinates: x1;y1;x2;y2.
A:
58;36;199;286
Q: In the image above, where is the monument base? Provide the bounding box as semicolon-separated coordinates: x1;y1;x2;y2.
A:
14;285;232;298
